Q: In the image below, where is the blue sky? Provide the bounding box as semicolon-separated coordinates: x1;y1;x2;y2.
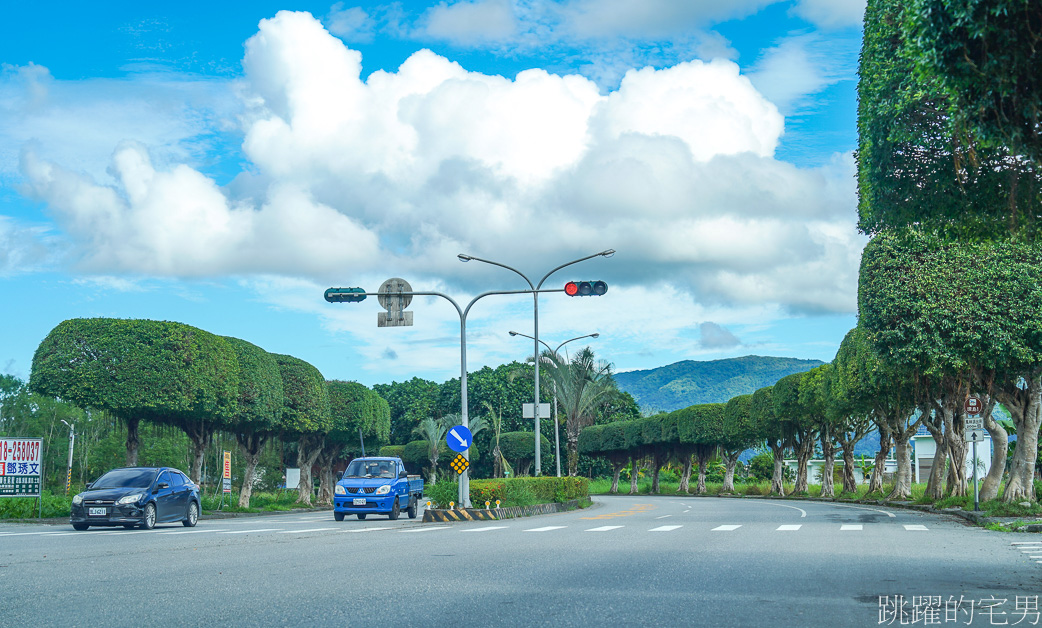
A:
0;0;865;388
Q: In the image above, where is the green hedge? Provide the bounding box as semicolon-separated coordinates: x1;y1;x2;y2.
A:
0;491;73;519
379;445;405;458
470;477;589;506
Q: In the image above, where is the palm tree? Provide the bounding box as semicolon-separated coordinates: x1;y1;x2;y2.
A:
540;347;615;476
481;401;512;478
412;416;451;484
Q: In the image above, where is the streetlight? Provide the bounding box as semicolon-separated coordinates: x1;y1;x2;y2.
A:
60;419;75;495
509;331;599;477
459;250;613;475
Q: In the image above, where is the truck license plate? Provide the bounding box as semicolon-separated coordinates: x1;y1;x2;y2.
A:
353;498;366;506
88;507;106;516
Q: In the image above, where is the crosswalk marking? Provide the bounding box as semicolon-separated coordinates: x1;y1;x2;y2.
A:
220;529;282;534
462;526;508;533
712;525;742;531
277;528;336;534
841;525;863;531
777;525;802;531
649;525;682;532
585;526;624;532
525;526;567;532
903;524;928;531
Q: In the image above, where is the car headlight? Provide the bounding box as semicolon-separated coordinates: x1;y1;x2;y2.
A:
117;493;144;505
335;485;346;495
72;494;83;505
375;484;391;495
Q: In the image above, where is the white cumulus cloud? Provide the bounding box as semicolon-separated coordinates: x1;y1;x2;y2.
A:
17;10;862;316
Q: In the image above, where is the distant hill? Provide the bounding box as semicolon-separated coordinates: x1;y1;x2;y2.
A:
614;355;826;413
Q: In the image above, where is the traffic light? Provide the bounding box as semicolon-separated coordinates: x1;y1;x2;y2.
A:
324;287;367;303
564;281;608;296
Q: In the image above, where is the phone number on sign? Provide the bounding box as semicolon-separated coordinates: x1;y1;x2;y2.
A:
0;439;42;463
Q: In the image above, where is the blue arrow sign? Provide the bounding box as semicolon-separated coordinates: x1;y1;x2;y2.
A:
446;425;472;453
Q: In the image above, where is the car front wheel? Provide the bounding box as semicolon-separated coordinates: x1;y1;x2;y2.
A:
140;503;156;530
183;502;199;527
334;511;345;521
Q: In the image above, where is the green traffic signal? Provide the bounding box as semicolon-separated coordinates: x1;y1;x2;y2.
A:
324;287;367;303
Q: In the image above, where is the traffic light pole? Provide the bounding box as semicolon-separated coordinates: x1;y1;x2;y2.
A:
459;250;613;476
326;285;562;507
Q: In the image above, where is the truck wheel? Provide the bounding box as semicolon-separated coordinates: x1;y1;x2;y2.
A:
357;514;367;520
72;523;89;531
389;498;400;520
334;511;345;522
407;498;417;519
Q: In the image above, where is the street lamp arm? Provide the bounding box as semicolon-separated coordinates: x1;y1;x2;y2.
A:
458;254;534;290
554;333;599;355
536;249;614;290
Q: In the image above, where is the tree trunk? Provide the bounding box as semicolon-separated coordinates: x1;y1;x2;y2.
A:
610;458;626;494
979;396;1006;501
567;434;580;477
888;438;914;500
124;416;140;467
696;456;708;495
769;442;786;496
869;427;892;494
999;372;1042;503
923;416;947;500
315;443;341;506
819;426;835;498
840;444;857;495
678;454;693;494
184;419;213;486
295;434;324;506
936;394;967;497
794;437;813;494
721;450;739;493
651;452;664;494
235;432;268;509
628;455;641;495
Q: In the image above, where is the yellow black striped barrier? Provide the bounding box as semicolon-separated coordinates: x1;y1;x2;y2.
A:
423;507;499;522
421;499;586;523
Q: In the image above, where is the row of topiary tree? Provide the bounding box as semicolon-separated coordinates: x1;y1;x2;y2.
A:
29;318;389;507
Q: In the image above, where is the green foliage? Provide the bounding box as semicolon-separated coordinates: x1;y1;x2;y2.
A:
858;0;1042;241
904;0;1042;164
747;451;774;481
498;431;552;474
201;490;302;513
468;477;589;507
426;480;461;508
30;318;240;426
614;355;824;412
0;491;73;519
326;380;391;449
222;337;283;434
379;445;405;458
272;354;330;435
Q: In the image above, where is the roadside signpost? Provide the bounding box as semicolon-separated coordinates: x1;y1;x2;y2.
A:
0;437;43;518
223;450;232;493
450;454;470;476
446;425;472;453
522;403;551;419
965;396;983;512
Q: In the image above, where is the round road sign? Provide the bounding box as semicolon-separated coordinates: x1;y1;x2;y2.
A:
377;278;413;311
965;395;982;416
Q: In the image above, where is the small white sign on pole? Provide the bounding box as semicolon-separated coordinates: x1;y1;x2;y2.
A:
523;403;551;418
965;429;986;443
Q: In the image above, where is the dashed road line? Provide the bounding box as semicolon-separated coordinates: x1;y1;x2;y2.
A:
399;526;450;533
841;525;863;531
649;525;683;532
220;529;282;534
777;525;802;531
462;526;508;533
585;526;624;532
712;525;742;531
277;528;336;534
161;529;229;535
903;524;928;531
655;515;672;519
525;526;567;532
343;527;393;533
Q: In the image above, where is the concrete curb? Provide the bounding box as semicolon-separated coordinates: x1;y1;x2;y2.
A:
422;498;588;523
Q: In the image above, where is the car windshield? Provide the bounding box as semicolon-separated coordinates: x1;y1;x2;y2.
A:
343;460;394;478
91;468;157;489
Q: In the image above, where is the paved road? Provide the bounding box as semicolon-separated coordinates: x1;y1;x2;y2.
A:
2;495;1039;627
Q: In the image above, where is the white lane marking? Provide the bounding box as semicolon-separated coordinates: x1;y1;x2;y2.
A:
461;526;508;533
826;503;897;518
585;526;624;532
649;525;683;532
399;526;450;533
220;529;282;534
1027;555;1042;559
1012;542;1042;545
277;528;336;534
712;525;742;531
0;531;58;536
343;527;393;533
760;502;807;518
655;515;672;519
160;529;228;535
903;524;928;531
524;526;567;532
777;525;802;531
840;525;863;531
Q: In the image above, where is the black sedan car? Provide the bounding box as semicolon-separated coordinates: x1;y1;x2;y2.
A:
70;467;201;530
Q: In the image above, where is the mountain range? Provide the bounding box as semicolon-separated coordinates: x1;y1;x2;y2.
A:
614;355;826;413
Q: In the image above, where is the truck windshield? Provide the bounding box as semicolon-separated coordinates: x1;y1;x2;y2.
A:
344;460;395;478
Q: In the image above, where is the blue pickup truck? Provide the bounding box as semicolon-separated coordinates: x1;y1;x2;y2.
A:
334;457;424;521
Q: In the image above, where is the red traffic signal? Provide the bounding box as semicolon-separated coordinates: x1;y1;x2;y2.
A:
564;281;607;296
